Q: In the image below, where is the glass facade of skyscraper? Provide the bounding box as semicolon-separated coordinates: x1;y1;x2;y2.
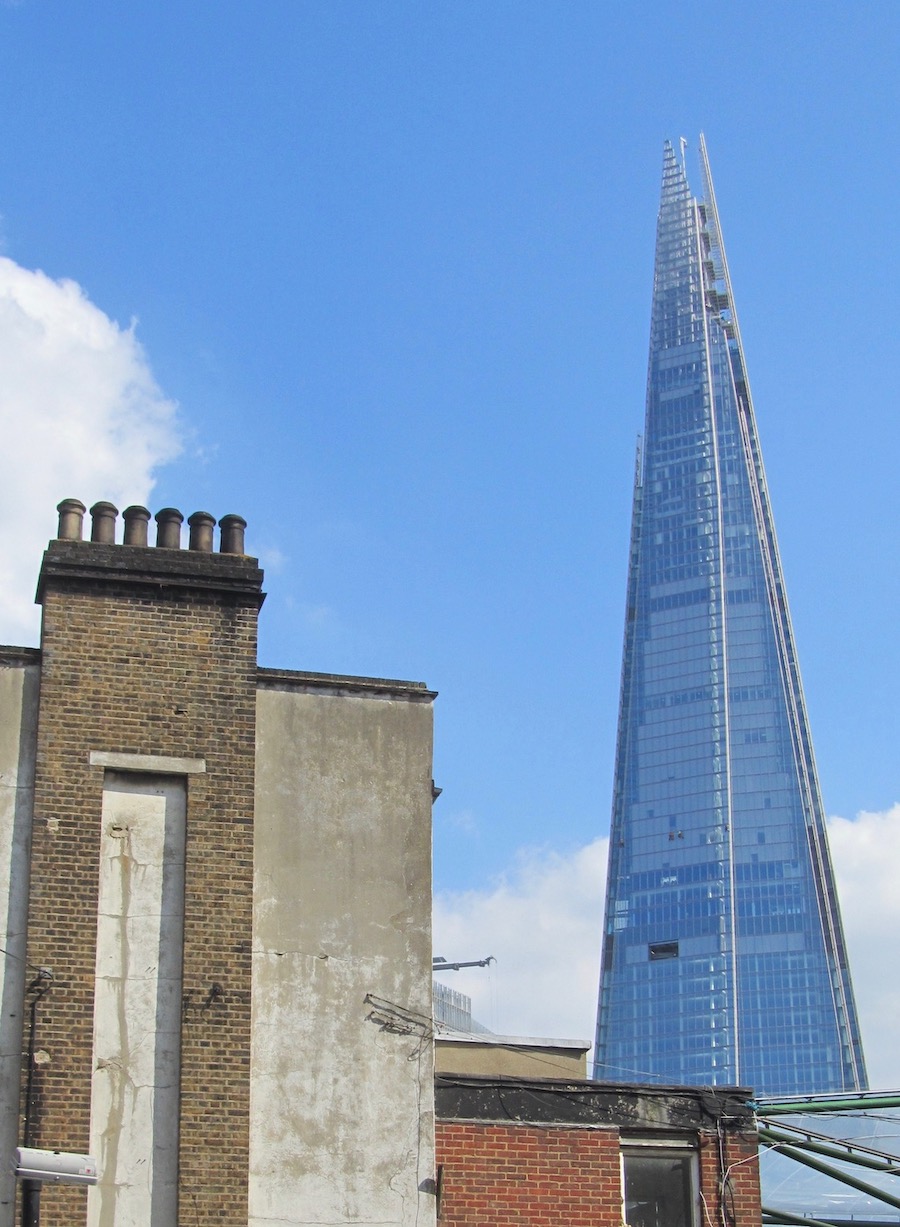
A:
594;139;866;1096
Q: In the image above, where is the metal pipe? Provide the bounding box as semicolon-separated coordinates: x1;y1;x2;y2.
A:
761;1206;842;1227
758;1093;900;1115
759;1124;900;1174
23;971;52;1146
21;1180;40;1227
765;1142;900;1211
21;971;52;1227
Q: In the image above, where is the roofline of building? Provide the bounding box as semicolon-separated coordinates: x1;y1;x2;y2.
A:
435;1072;756;1130
257;667;437;702
0;648;436;703
0;646;41;667
435;1031;590;1053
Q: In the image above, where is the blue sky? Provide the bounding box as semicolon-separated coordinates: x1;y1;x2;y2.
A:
1;2;899;1068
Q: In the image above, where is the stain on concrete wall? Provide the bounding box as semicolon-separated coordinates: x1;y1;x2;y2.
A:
88;772;185;1227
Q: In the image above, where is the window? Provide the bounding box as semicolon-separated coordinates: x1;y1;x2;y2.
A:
649;941;679;961
622;1146;697;1227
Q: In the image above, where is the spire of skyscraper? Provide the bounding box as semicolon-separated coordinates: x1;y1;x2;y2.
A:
594;138;866;1096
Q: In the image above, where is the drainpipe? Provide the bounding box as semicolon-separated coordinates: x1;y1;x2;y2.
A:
21;969;53;1227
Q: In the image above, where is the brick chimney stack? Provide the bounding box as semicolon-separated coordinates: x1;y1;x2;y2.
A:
24;498;265;1225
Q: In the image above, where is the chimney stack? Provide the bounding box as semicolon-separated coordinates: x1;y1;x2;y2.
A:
56;498;87;541
155;508;184;549
123;505;151;546
90;502;118;544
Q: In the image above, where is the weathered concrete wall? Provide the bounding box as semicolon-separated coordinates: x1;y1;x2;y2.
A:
250;672;436;1227
0;649;39;1227
87;771;186;1227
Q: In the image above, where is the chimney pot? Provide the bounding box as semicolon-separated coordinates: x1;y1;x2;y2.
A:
219;514;247;556
123;505;151;546
56;498;87;541
90;501;119;544
188;511;217;552
155;508;184;549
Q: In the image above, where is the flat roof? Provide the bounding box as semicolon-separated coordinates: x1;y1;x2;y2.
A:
435;1030;590;1052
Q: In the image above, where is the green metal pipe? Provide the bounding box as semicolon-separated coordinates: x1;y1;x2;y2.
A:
759;1125;900;1175
768;1142;900;1211
761;1206;844;1227
765;1217;900;1227
757;1093;900;1115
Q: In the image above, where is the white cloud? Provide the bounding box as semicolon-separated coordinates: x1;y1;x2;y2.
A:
828;804;900;1089
433;837;607;1042
258;545;287;574
434;809;900;1090
0;255;180;643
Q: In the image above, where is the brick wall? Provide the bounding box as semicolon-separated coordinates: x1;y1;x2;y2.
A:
699;1126;762;1225
23;539;263;1225
436;1122;623;1227
436;1118;761;1227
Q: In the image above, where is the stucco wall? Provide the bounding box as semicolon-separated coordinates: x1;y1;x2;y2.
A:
250;675;436;1227
0;650;39;1226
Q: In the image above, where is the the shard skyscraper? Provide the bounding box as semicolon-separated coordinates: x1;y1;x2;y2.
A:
594;138;866;1096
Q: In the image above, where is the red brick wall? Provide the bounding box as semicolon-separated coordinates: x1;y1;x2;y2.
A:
436;1120;762;1227
436;1122;624;1226
699;1127;761;1225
